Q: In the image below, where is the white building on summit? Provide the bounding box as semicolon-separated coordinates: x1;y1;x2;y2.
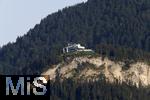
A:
63;43;93;53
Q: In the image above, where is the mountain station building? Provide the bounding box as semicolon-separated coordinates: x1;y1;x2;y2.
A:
63;43;93;53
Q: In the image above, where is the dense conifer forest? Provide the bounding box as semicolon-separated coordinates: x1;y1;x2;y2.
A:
50;79;150;100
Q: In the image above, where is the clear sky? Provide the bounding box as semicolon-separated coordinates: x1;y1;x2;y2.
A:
0;0;87;46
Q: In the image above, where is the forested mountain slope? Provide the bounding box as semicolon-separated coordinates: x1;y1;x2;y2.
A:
49;79;150;100
0;0;150;74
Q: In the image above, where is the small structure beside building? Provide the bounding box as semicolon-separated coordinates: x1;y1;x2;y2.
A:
63;43;93;53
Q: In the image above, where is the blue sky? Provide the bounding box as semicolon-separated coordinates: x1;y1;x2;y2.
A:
0;0;87;46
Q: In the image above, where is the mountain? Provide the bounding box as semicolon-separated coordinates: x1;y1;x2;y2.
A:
0;0;150;75
43;55;150;87
45;54;150;100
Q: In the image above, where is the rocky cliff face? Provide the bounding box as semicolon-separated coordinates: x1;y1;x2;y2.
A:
42;56;150;87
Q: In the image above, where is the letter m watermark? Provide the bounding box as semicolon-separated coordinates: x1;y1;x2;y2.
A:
6;77;24;95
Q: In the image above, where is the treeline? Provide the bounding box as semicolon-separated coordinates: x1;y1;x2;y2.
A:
50;79;150;100
0;0;150;74
95;43;150;64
